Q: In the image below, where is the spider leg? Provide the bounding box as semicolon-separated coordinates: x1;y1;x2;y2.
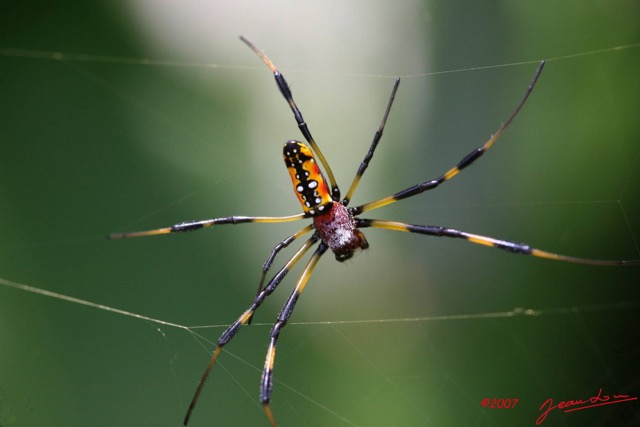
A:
108;213;306;239
350;60;545;216
246;224;315;325
257;224;315;296
357;218;640;266
261;242;329;427
342;77;401;206
183;234;320;426
240;36;340;201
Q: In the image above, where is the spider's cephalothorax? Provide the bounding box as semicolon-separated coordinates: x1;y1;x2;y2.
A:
283;140;368;261
312;201;368;261
109;37;640;427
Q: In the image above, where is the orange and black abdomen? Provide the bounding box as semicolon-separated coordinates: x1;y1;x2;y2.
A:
283;140;333;216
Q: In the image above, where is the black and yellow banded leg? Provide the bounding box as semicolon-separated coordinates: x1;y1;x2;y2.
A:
108;213;306;240
183;235;320;426
258;224;315;295
342;77;401;206
350;60;546;216
240;36;340;201
261;242;329;427
357;219;640;266
247;224;315;324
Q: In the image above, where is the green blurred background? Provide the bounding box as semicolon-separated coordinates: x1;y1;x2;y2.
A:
1;1;639;426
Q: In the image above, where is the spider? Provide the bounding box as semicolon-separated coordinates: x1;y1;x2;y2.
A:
109;37;640;426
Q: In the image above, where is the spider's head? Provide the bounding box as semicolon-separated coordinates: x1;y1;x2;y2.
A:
313;202;369;262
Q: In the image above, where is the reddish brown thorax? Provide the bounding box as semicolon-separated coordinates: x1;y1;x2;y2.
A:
313;201;368;261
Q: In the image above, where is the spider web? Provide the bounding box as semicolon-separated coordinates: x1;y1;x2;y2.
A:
2;2;640;426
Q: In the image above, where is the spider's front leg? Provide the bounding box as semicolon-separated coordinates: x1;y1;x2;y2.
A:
183;236;320;426
260;242;328;427
255;224;314;298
